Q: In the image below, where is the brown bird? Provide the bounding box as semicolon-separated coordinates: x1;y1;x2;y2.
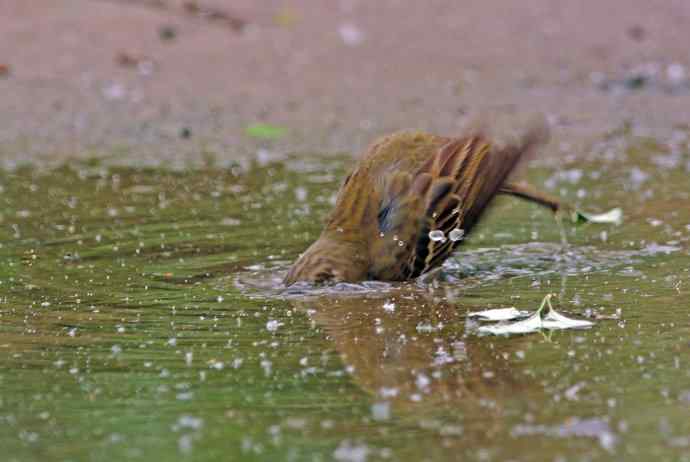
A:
285;120;564;285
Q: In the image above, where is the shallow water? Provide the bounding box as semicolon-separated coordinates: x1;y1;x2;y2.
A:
1;134;690;461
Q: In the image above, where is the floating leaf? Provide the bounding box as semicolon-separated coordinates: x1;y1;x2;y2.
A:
541;308;594;330
476;294;594;336
571;207;623;225
478;310;544;335
467;307;528;321
245;123;287;140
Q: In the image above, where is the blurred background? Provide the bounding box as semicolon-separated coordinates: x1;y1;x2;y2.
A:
2;0;690;165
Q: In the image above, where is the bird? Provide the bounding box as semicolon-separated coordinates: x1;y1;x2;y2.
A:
284;119;564;285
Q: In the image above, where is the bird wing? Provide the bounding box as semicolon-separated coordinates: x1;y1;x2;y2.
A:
369;128;545;280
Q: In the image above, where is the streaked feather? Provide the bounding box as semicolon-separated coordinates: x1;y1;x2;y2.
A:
284;121;550;284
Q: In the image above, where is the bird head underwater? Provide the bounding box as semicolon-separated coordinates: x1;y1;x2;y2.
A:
284;118;579;286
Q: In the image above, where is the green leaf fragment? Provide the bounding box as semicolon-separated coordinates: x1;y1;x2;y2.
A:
245;123;287;139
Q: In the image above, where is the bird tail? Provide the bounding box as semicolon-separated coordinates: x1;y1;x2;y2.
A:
405;116;550;277
447;115;550;235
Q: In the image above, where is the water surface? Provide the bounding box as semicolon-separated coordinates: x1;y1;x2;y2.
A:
1;133;690;461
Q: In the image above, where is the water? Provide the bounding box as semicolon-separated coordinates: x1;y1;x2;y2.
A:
1;134;689;461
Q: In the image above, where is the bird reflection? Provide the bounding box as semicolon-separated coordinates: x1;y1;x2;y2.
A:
290;287;532;418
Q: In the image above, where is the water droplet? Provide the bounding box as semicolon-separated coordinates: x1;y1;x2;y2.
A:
428;230;446;242
371;402;391;421
333;439;369;462
266;320;283;332
382;301;395;312
449;228;464;242
295;187;308;202
415;373;430;390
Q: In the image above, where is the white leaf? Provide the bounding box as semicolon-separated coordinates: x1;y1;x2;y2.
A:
576;208;623;225
476;294;594;336
467;307;528;321
478;311;544;335
542;309;594;330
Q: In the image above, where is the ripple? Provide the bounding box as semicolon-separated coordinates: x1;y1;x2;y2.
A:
234;242;643;299
443;242;642;282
